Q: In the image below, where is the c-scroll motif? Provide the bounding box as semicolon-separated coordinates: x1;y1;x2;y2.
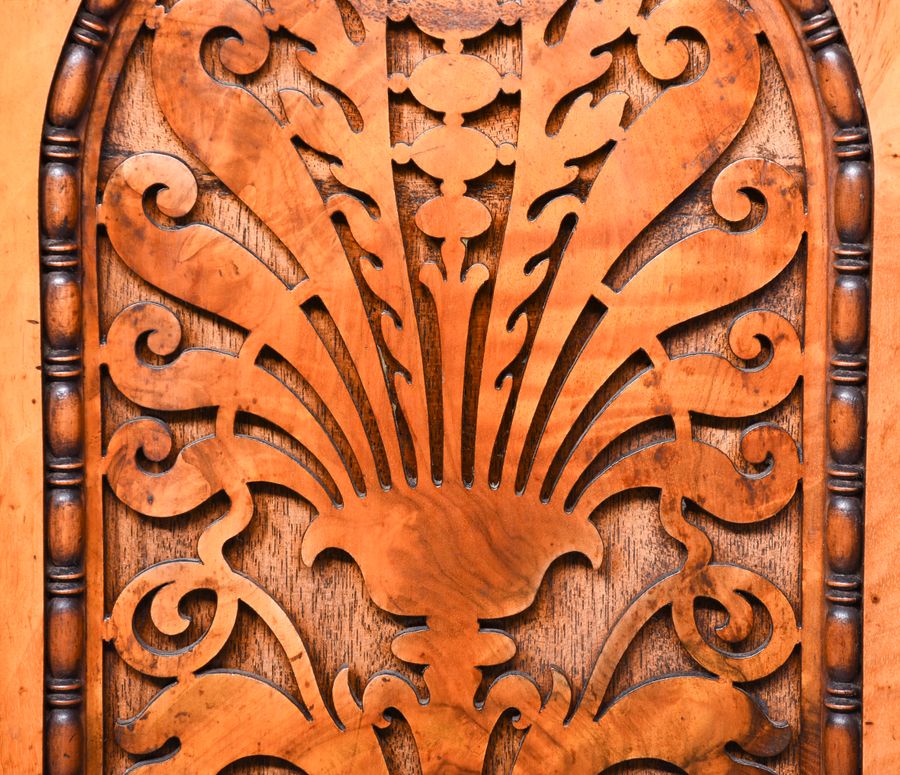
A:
95;0;810;771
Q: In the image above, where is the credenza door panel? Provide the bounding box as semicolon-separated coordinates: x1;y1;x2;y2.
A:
30;0;876;772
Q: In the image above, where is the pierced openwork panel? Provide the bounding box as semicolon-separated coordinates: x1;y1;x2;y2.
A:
44;0;870;771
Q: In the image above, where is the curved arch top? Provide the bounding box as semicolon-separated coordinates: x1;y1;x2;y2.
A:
38;0;872;772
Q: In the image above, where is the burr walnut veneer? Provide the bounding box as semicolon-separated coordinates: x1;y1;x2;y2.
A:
22;0;880;771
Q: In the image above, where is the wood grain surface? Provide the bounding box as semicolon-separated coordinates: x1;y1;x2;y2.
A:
84;1;815;772
0;2;80;772
0;0;898;772
831;1;900;770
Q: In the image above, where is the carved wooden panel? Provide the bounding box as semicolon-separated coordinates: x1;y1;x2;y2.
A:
40;0;872;772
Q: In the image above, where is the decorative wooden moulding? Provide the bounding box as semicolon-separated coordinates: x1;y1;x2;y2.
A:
40;0;871;772
798;7;871;774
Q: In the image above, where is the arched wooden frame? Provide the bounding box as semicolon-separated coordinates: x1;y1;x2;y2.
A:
37;0;872;772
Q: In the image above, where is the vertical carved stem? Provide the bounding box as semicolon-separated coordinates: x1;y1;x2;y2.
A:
38;0;876;771
41;3;121;772
793;4;870;774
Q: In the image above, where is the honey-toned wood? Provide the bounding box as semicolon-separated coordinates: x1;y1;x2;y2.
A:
0;0;884;771
40;7;131;774
777;6;873;774
78;0;824;771
0;1;883;771
830;1;900;770
37;4;864;771
0;3;80;772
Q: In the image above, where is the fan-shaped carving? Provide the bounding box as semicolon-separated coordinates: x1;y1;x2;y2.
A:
95;0;810;771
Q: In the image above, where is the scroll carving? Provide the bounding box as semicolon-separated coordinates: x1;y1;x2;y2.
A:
41;0;873;771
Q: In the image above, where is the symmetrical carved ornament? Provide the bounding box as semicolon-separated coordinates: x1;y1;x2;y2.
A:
40;0;872;772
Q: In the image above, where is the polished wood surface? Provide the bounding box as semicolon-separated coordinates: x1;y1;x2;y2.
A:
0;0;890;771
0;3;81;772
832;1;900;770
84;0;822;772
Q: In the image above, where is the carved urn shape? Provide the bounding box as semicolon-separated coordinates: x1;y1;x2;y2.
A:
93;0;814;771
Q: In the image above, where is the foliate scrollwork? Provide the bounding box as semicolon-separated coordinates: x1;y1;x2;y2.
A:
96;0;811;771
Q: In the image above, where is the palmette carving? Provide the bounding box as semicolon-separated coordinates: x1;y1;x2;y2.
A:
94;0;813;771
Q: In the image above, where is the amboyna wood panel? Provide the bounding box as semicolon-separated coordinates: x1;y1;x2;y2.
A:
38;0;871;771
